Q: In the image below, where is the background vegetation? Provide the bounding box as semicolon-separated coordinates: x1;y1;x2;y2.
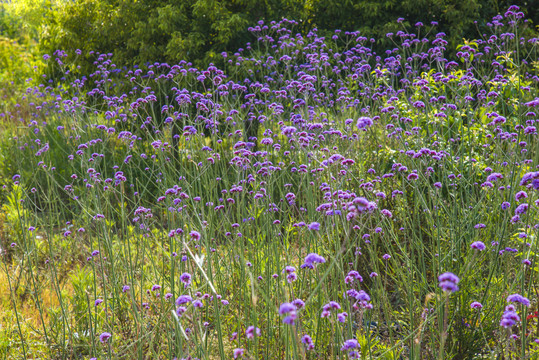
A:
1;0;538;81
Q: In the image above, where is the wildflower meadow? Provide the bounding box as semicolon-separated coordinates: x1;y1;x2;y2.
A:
0;4;538;359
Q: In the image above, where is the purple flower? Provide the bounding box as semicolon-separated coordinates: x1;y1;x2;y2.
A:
470;301;483;309
380;209;392;217
175;295;192;305
180;272;192;288
301;253;326;268
282;126;297;137
279;302;297;324
279;302;295;315
245;326;261;339
515;203;528;215
507;294;530;307
520;171;539;189
486;173;503;182
292;298;305;309
282;313;297;325
321;301;342;317
515;191;528;202
308;222;320;231
287;272;297;283
341;338;360;353
470;241;486;251
327;301;341;310
500;305;520;328
356;117;373;129
301;334;312;344
301;334;314;350
525;98;539;107
95;299;103;306
283;266;296;274
233;348;245;359
176;306;187;316
99;332;111;343
337;312;348;323
345;270;363;284
438;272;459;293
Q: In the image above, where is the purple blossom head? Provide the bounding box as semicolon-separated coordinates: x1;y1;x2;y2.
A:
520;171;539;190
292;298;305;309
515;191;528;202
345;270;363;284
337;312;348;323
282;126;297;137
380;209;393;217
279;302;297;324
245;326;261;339
233;348;245;359
180;272;192;288
438;272;459;293
486;173;503;182
507;294;530;307
322;301;341;316
341;338;359;350
301;253;326;268
470;301;483;309
356;117;373;129
283;266;296;274
301;334;314;350
99;332;111;343
176;295;193;306
287;272;297;283
308;222;320;231
470;241;486;251
515;203;528;215
341;338;360;358
500;305;520;328
279;302;296;315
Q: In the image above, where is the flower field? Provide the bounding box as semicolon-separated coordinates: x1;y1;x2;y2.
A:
0;6;538;359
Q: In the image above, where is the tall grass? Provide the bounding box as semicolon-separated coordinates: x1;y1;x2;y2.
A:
1;7;538;359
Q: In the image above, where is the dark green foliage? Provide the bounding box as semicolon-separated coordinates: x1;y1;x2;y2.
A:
35;0;538;71
40;0;306;71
